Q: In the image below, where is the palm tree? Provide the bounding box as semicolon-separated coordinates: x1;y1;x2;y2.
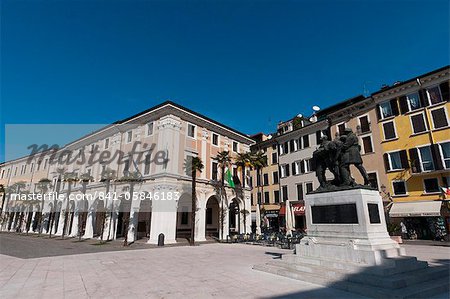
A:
78;172;93;241
235;152;251;233
213;151;231;240
185;157;204;246
100;168;116;242
35;178;52;235
250;151;267;232
61;171;79;239
117;171;143;246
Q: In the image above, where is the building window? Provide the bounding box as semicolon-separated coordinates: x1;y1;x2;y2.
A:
424;178;440;193
187;124;196;138
392;180;407;196
147;122;154;136
439;142;450;169
144;154;151;175
379;100;398;119
272;171;279;184
362;136;373;154
257;192;262;204
126;131;132;143
359;116;370;133
302;135;310;148
272;152;277;164
123;159;130;175
418;146;434;171
212;133;219;146
426;85;444;105
293;161;300;175
382;121;397;140
282;186;288;201
232;141;238;152
263;173;269;186
1;170;4;179
385;151;407;171
104;138;109;149
283;142;289;154
30;163;34;173
274;190;280;203
264;192;270;204
297;184;303;201
212;162;218;180
430;107;448;129
279;144;284;155
337;123;346;136
294;139;299;151
280;164;290;178
410;113;427;134
44;159;48;169
406;92;422;111
367;172;378;190
305;182;313;194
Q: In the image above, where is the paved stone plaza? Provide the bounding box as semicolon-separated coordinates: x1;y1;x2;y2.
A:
0;233;449;299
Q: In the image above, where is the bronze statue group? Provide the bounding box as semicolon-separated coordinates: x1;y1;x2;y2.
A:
312;128;371;191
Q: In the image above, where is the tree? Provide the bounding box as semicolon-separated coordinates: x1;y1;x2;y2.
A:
234;152;251;233
185;157;204;246
35;178;52;235
61;171;79;239
213;151;231;240
250;151;267;231
117;171;143;246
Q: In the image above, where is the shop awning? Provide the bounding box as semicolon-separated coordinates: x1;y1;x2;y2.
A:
280;203;305;216
389;201;442;217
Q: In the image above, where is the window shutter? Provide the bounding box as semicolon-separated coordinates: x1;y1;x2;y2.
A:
383;153;390;172
390;99;399;116
439;81;450;102
290;140;295;152
399;96;409;114
376;104;382;120
285;164;290;177
431;144;444;170
419;89;429;107
291;162;296;175
399;150;409;169
408;148;420;173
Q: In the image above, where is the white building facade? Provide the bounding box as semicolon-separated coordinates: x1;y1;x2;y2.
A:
0;101;254;244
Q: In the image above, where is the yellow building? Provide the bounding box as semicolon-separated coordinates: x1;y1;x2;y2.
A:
372;66;449;239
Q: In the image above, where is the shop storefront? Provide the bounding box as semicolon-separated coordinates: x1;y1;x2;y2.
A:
279;201;306;231
389;200;447;240
262;205;280;233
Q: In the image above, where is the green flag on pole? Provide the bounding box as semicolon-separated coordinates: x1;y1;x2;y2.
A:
226;168;235;188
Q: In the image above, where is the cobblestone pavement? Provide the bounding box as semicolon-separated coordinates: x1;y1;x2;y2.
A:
0;234;449;298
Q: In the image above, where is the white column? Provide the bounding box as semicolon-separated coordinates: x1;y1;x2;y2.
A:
126;202;140;244
195;200;206;243
148;186;178;244
70;211;79;237
29;211;37;233
82;210;94;239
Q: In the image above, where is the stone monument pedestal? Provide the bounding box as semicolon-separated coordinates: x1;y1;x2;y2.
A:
298;188;404;266
253;189;449;298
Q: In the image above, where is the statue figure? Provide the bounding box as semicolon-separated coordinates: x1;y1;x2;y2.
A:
339;128;370;186
311;128;370;191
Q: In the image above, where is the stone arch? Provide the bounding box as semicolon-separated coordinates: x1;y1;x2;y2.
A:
136;192;152;240
116;194;132;239
228;197;241;235
205;195;220;238
176;193;192;240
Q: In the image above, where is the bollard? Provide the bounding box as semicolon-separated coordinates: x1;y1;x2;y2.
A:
158;233;165;246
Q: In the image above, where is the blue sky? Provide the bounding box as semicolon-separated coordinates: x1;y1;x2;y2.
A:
1;0;449;162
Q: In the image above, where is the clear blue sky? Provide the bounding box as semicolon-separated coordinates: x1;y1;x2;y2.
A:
1;0;449;162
